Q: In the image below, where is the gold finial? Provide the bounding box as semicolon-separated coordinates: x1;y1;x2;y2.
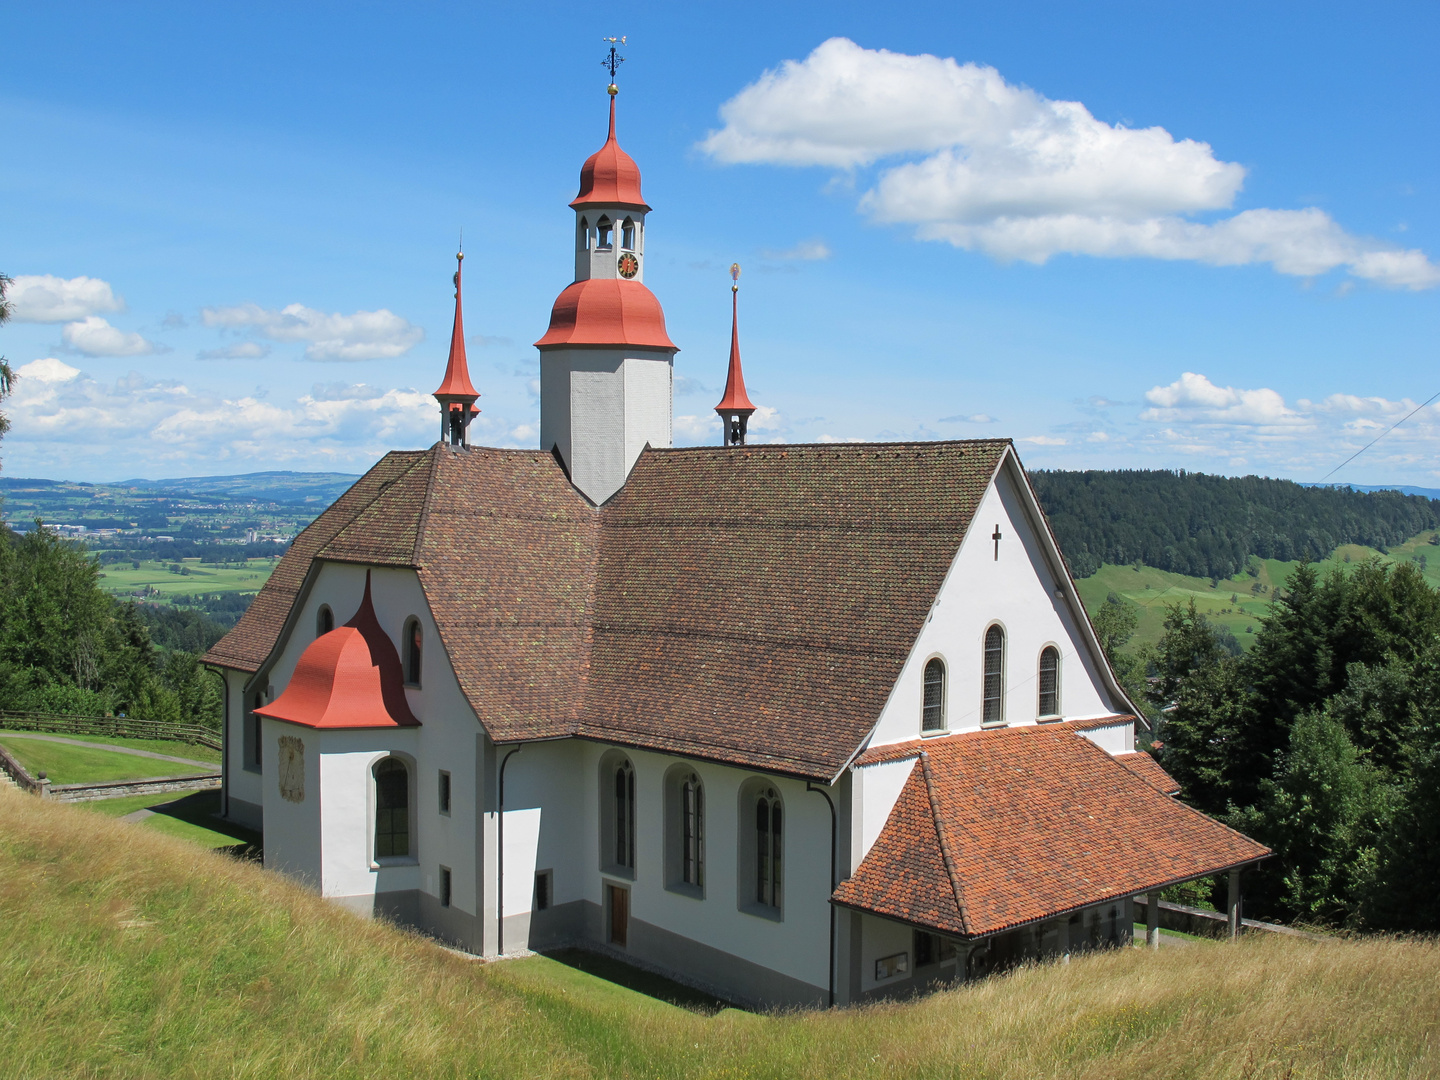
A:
730;262;741;292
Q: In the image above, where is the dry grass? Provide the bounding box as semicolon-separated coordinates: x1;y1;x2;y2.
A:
2;786;1437;1080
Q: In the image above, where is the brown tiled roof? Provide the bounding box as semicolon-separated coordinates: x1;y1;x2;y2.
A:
1116;751;1181;795
577;441;1008;777
833;726;1269;938
206;439;1009;778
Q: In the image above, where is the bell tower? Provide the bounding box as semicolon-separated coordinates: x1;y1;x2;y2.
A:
535;46;678;505
433;251;479;447
715;263;758;446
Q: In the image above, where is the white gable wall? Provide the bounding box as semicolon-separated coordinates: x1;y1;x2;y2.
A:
869;455;1125;749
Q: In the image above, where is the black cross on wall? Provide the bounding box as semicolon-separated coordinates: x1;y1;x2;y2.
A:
992;524;1002;560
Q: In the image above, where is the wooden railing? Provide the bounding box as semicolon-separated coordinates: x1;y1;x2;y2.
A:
0;711;222;752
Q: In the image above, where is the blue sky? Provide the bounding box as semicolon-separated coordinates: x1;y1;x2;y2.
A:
2;1;1437;484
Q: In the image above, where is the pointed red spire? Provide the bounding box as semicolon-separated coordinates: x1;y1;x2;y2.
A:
433;252;478;402
715;265;756;416
571;91;649;211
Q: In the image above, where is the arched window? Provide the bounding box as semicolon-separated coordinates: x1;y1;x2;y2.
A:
374;757;410;858
579;216;590;250
755;788;782;910
613;759;635;870
1038;646;1061;717
621;217;635;250
983;625;1005;725
596;216;613;249
404;618;422;687
317;605;334;636
922;657;946;732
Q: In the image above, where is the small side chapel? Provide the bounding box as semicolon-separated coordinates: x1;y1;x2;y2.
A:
205;73;1269;1008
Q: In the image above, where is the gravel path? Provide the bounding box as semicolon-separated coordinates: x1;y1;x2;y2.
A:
0;732;215;770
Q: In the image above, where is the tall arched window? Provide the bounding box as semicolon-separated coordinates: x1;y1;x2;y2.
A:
621;217;635;250
1038;646;1061;717
755;788;782;910
922;657;946;732
614;759;635;870
404;618;422;687
983;625;1006;725
317;605;334;636
681;772;703;886
374;757;410;858
596;216;613;249
579;216;590;250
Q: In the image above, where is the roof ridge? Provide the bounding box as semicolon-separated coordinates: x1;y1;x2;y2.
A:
646;438;1013;455
919;750;972;936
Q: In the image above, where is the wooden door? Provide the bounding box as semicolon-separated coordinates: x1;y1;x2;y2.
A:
608;884;629;946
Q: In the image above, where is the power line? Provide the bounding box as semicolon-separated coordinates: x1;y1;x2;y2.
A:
1314;388;1440;486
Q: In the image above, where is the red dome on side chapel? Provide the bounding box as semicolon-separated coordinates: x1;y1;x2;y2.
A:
571;96;649;211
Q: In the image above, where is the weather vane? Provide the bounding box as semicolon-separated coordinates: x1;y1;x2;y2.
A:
602;36;626;92
731;263;741;292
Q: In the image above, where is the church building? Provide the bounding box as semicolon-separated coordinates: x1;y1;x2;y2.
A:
204;78;1269;1008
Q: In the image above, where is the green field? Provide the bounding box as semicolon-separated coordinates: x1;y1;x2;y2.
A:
0;731;222;764
3;786;1437;1078
1077;529;1440;651
98;556;275;599
0;735;212;784
77;789;258;851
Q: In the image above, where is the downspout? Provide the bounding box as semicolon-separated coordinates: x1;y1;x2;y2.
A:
806;781;838;1008
497;745;524;956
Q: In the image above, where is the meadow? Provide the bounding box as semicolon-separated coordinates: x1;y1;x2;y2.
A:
97;556;275;599
2;784;1437;1080
0;733;214;784
1076;529;1440;650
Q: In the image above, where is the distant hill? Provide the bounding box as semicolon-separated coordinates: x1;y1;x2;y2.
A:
1032;469;1440;579
112;471;362;505
1304;482;1440;500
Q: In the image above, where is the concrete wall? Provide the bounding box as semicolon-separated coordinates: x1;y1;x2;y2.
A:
260;715;321;887
852;758;915;869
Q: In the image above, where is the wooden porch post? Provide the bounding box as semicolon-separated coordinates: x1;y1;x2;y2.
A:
1227;869;1241;941
1145;893;1160;950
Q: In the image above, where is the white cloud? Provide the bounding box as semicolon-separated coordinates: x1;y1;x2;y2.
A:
61;317;160;357
674;414;721;442
15;357;82;383
6;275;123;322
702;38;1439;289
759;239;832;261
1019;435;1068;446
201;302;424;361
1141;372;1307;429
197;342;271;361
939;412;996;423
816;434;866;443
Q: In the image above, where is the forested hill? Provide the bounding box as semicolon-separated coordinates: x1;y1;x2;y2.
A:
1031;470;1440;579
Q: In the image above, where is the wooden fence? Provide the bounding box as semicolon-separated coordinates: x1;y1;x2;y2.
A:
0;711;222;752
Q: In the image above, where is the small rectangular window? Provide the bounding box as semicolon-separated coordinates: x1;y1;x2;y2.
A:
534;869;552;912
439;865;452;908
914;930;956;967
875;952;909;981
438;770;451;815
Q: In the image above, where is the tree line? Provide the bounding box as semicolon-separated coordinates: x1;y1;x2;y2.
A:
1033;469;1440;579
1114;559;1440;931
0;524;224;726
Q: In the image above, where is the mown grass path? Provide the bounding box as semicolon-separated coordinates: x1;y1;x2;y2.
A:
2;786;1438;1079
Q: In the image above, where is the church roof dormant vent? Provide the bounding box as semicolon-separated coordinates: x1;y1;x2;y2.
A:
254;570;420;730
715;262;758;446
432;251;480;447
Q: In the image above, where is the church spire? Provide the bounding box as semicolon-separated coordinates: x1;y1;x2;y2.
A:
714;263;757;446
432;250;479;447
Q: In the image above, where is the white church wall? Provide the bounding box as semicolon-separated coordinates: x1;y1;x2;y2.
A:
260;715;321;888
852;758;917;870
539;346;674;505
868;456;1126;751
222;670;262;826
1077;719;1134;756
253;561;482;927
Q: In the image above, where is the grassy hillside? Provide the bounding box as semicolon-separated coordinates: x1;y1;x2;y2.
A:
3;787;1439;1078
1077;529;1440;651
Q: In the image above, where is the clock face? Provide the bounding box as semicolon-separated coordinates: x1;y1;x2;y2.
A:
617;253;639;279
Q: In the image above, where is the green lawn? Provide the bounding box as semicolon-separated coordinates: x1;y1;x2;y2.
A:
75;789;258;852
0;736;212;784
97;556;274;598
0;730;220;765
1077;529;1440;651
4;785;1439;1079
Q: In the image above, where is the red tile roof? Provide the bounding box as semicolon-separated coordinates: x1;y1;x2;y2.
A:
1116;751;1181;795
533;278;678;351
204;439;1010;779
833;726;1269;938
570;96;648;211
